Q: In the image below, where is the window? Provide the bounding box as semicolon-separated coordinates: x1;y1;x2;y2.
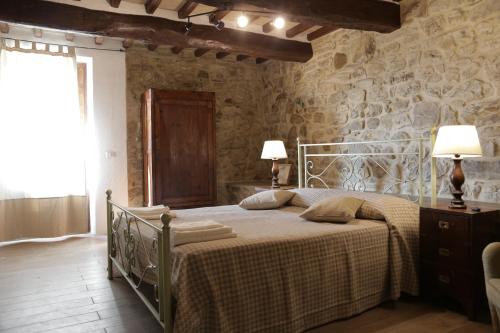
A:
0;40;86;200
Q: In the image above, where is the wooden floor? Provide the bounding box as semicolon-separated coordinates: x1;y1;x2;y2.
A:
0;237;493;333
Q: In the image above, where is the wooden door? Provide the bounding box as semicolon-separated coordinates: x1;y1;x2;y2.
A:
142;89;216;208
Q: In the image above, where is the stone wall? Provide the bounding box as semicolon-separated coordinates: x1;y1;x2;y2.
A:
126;46;267;205
260;0;500;203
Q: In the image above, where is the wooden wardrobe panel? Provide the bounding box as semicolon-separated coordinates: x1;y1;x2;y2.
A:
142;89;216;208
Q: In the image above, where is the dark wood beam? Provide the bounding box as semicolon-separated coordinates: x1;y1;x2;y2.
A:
286;23;313;38
214;10;229;21
262;20;274;33
194;48;210;57
145;0;162;14
193;0;401;33
256;58;268;64
106;0;121;8
171;46;183;54
0;0;312;63
307;26;337;41
216;52;229;59
178;0;198;19
236;54;249;61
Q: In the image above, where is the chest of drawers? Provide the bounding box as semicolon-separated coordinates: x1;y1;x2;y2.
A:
420;204;499;320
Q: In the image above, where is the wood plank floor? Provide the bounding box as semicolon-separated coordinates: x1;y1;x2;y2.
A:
0;237;493;333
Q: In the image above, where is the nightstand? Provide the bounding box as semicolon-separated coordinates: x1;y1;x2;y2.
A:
225;181;296;205
420;202;500;320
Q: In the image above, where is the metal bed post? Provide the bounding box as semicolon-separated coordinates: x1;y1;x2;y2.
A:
106;189;114;280
431;127;438;206
158;213;173;333
297;137;303;189
418;138;424;206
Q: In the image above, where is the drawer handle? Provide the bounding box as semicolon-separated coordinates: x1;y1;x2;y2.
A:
438;248;452;256
438;221;450;230
438;274;450;284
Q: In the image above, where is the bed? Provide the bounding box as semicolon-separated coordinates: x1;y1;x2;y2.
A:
106;134;438;333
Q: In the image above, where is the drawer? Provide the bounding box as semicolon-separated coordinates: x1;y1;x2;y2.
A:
420;236;470;268
420;211;470;242
421;261;473;299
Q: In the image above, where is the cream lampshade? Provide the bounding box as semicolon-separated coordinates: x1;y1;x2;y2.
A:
432;125;482;209
261;140;288;160
261;140;287;188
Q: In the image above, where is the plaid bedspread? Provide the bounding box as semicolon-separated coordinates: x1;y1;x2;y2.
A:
112;190;419;333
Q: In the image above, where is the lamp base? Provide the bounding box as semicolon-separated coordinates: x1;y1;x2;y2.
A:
448;156;466;209
271;160;280;189
449;199;467;209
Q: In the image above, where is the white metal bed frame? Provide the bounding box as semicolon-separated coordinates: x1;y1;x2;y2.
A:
106;129;439;333
297;130;438;206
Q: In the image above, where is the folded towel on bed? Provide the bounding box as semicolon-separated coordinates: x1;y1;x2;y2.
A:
173;229;237;246
127;205;176;220
171;220;224;231
171;221;236;246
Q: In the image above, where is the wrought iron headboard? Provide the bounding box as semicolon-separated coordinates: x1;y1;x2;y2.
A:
297;131;437;206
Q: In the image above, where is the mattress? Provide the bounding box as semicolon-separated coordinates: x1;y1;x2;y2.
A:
112;190;419;333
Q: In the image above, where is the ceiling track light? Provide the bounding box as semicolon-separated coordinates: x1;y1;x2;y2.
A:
184;18;193;35
272;16;286;30
182;2;285;33
209;13;225;31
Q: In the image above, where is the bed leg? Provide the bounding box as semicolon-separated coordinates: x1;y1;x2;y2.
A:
106;189;113;280
159;213;173;332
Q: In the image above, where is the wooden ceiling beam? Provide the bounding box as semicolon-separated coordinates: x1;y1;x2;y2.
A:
262;20;274;33
194;48;210;57
214;10;229;21
106;0;121;8
286;23;313;38
256;58;268;64
0;0;313;63
236;54;249;61
307;26;337;41
147;43;158;51
171;46;183;54
216;52;229;59
178;0;198;19
145;0;162;14
193;0;401;33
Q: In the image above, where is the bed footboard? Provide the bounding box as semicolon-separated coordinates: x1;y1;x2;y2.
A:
106;190;173;333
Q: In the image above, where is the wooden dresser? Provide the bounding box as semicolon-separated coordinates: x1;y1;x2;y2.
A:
420;202;500;320
141;89;217;208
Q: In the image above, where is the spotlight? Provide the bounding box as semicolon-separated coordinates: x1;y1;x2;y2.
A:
184;21;193;35
209;13;225;31
272;16;285;29
237;14;249;28
215;21;225;30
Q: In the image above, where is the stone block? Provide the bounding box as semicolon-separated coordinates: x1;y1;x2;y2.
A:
412;102;440;129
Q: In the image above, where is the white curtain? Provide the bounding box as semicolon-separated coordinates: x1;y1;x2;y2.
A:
0;42;86;200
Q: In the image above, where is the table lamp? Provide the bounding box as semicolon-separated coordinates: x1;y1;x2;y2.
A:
432;125;482;209
261;140;288;188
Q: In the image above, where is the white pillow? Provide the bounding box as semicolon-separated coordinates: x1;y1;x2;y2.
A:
299;196;365;223
239;190;295;210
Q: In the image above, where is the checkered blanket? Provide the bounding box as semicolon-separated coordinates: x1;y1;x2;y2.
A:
112;190;419;333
